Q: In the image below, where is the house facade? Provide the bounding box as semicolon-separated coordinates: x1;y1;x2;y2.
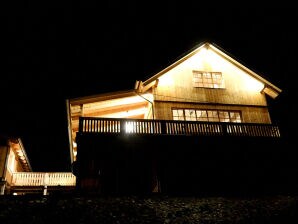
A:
67;42;283;195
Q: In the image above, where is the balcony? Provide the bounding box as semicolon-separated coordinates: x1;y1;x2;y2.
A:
7;172;76;195
79;117;281;138
11;172;76;187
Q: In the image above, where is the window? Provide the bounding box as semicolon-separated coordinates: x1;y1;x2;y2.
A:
172;108;242;123
193;71;225;88
173;109;184;120
184;109;196;121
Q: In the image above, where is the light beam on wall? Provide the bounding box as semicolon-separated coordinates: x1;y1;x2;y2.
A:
158;73;174;86
244;76;265;92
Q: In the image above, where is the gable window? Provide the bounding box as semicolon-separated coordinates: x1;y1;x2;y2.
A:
193;71;225;88
173;108;241;123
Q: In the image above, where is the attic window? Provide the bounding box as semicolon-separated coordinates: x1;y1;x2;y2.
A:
193;71;225;89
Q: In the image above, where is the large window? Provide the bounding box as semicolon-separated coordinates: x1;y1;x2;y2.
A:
172;108;242;123
193;71;225;88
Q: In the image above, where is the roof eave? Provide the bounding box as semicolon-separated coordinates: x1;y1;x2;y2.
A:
208;44;282;97
142;41;210;86
68;89;137;105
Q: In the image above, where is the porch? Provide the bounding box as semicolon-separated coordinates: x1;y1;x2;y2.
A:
4;172;76;195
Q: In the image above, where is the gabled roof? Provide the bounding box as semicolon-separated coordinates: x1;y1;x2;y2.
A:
140;41;282;99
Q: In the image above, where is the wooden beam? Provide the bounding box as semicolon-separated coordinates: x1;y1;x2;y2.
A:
142;80;159;93
82;101;148;117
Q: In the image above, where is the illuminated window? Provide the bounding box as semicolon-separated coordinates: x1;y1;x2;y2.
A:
184;109;196;121
193;71;225;88
172;108;241;123
172;109;184;120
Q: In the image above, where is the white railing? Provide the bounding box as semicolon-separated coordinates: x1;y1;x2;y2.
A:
11;172;76;186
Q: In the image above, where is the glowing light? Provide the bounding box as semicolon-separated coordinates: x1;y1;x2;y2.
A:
200;46;210;59
244;76;264;92
158;73;174;86
17;151;24;157
125;121;134;133
73;141;77;148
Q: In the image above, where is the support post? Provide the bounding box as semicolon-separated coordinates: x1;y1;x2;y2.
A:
0;181;6;195
120;119;126;134
43;186;47;196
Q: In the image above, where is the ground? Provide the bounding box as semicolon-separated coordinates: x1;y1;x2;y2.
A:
1;194;297;223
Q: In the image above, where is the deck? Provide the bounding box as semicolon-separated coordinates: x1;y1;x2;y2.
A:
5;172;76;195
75;117;285;195
79;117;281;137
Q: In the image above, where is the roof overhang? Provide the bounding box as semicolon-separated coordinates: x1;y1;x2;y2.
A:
208;43;282;99
9;138;32;172
69;89;138;105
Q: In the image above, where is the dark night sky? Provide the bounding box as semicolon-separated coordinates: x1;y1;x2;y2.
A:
1;3;297;171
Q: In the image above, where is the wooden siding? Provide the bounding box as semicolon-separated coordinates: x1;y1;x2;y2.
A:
154;101;272;124
0;146;8;178
153;48;267;106
9;148;27;172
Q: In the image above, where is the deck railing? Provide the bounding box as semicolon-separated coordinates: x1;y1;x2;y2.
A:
11;172;76;187
79;117;280;137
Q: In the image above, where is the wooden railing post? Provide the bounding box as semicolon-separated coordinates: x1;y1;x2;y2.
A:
222;123;228;136
120;119;126;134
0;181;5;195
160;120;167;134
79;117;84;132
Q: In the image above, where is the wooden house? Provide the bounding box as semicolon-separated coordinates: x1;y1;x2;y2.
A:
0;136;32;194
0;136;76;195
67;41;284;195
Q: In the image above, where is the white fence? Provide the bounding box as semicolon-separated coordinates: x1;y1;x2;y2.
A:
11;172;76;186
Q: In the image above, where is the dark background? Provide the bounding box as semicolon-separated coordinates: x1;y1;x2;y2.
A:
0;3;297;171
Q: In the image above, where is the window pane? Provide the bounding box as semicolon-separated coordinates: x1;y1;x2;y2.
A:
178;110;184;116
173;109;185;120
207;111;219;122
185;109;196;121
173;110;178;116
230;112;241;123
219;111;229;122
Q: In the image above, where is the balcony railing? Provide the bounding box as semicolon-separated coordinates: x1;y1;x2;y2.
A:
79;117;281;138
11;172;76;187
